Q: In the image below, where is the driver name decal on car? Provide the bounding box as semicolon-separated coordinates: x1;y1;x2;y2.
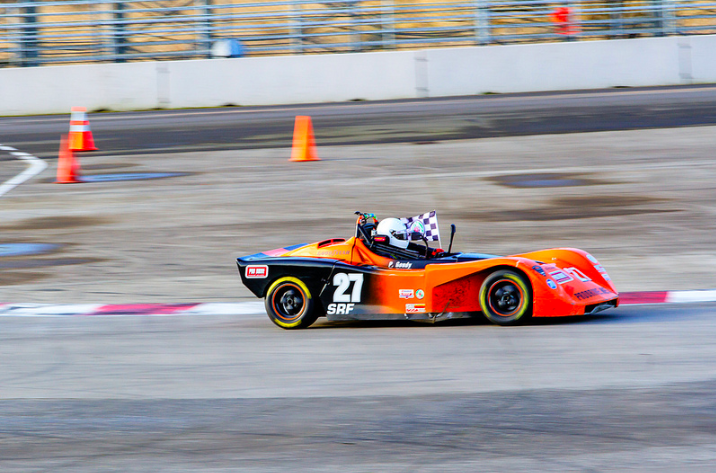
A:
246;265;268;279
388;261;412;269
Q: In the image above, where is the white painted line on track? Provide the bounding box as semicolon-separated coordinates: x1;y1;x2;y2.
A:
0;144;48;198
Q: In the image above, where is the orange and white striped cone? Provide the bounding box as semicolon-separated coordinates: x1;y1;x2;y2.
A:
68;107;97;151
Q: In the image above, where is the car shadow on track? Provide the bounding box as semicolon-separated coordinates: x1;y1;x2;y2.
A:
310;315;597;330
307;304;709;330
542;303;716;325
299;301;716;330
309;318;485;330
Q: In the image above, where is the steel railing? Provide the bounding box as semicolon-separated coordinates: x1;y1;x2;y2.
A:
2;1;715;67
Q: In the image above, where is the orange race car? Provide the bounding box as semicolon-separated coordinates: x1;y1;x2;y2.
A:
237;211;619;329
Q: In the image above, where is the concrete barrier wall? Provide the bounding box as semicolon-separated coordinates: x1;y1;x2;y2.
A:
0;35;711;116
427;37;684;96
166;51;418;108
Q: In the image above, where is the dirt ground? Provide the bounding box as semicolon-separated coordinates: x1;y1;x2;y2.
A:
2;125;716;303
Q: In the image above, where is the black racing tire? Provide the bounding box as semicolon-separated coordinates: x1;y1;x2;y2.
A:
479;270;532;326
264;277;318;329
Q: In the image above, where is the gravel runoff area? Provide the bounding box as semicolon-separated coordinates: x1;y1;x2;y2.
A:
2;125;716;302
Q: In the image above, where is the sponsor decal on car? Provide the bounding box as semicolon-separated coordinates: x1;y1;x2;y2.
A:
586;254;599;264
327;303;355;315
532;265;547;277
246;265;268;279
405;304;426;314
566;267;591;282
574;287;611;300
399;289;414;299
546;279;557;290
389;261;413;269
549;269;573;284
591;264;611;281
416;289;425;300
317;249;350;257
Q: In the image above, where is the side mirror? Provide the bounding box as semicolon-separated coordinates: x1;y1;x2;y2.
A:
409;231;424;241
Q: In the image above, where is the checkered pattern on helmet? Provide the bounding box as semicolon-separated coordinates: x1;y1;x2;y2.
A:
400;210;441;242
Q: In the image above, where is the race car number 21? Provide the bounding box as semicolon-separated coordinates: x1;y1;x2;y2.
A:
328;273;364;315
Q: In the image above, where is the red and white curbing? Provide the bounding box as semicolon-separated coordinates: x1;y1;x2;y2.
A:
618;289;716;305
1;291;716;317
0;302;264;317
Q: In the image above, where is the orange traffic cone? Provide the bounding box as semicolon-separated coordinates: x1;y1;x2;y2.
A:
68;107;97;151
55;135;82;184
290;115;319;162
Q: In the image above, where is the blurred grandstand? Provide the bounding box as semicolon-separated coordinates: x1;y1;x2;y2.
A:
1;1;715;67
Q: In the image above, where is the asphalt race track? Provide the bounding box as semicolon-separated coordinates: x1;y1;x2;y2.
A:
2;86;716;471
1;304;716;472
4;85;716;158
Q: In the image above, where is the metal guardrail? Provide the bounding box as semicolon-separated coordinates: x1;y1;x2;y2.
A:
1;1;716;67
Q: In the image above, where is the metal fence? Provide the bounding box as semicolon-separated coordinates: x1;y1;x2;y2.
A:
2;1;716;67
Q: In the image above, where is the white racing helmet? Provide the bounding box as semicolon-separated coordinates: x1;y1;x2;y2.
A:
376;217;409;249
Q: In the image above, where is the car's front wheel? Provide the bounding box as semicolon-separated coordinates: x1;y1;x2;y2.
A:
264;277;318;329
479;270;532;326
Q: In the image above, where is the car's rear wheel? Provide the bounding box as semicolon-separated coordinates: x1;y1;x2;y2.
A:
265;277;318;329
479;270;532;326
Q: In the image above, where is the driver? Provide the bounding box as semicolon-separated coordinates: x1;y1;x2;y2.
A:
374;216;443;260
375;218;410;250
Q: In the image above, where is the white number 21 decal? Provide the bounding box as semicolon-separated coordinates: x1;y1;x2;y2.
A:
333;273;364;303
